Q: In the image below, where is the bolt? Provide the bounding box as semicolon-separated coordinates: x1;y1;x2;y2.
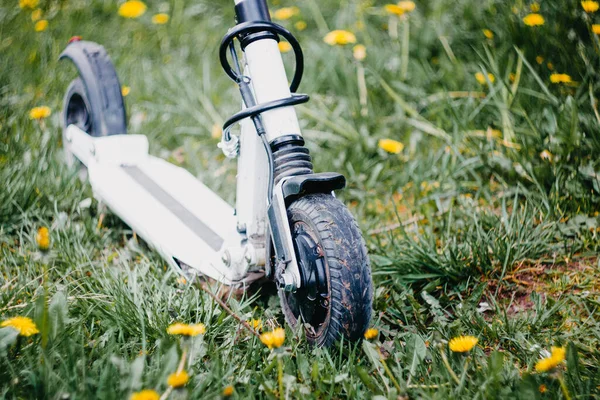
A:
280;271;297;292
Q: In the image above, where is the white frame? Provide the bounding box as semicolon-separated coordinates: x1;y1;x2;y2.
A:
234;36;303;262
65;4;305;287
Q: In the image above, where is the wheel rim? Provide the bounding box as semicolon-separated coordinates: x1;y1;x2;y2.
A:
283;221;331;339
65;92;92;134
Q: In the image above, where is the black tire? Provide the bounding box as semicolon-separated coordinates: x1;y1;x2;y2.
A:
62;72;126;168
62;78;92;168
63;78;93;134
61;41;127;138
279;193;373;347
63;76;126;138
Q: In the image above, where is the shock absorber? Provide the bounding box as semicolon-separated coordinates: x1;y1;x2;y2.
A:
218;11;312;196
270;135;313;185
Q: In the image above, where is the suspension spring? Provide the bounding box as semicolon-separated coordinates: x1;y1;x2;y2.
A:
271;135;313;185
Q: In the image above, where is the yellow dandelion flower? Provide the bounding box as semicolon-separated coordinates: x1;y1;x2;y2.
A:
475;72;495;84
29;106;51;120
536;55;544;64
151;13;169;24
323;30;357;46
539;384;547;393
547;62;554;70
130;390;160;400
353;44;367;61
294;20;307;31
535;356;556;372
121;86;130;97
582;1;600;13
535;346;566;372
19;0;38;9
385;4;405;16
592;24;600;34
249;319;262;331
278;41;292;53
1;316;40;337
36;226;50;250
449;335;478;352
398;1;416;12
222;385;234;397
259;331;272;347
167;370;189;388
530;2;540;12
118;1;147;19
378;139;404;154
31;8;42;21
488;128;502;138
523;13;545;26
483;29;494;39
167;322;206;336
211;123;222;139
550;73;572;84
364;328;378;340
260;327;285;349
34;19;48;32
273;6;299;20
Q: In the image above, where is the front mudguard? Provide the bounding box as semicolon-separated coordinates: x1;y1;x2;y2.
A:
266;172;346;283
280;172;346;205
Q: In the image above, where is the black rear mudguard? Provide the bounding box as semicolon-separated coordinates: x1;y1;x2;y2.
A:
59;40;127;137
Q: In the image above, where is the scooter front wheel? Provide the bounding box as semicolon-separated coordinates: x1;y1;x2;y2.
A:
279;193;373;347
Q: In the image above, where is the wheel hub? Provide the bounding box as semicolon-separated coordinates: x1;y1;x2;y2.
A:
65;93;92;133
286;221;330;330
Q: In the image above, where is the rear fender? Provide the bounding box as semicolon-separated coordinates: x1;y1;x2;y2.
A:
60;40;127;136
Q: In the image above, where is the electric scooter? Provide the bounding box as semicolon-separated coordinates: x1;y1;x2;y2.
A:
59;0;372;347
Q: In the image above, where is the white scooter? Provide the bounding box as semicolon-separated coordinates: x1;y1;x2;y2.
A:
59;0;372;347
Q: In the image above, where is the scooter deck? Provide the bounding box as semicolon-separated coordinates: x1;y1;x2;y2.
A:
66;125;243;283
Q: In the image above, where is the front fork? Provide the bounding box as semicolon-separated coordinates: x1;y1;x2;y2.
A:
222;0;346;291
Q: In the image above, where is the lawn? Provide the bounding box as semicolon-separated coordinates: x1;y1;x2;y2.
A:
1;0;600;398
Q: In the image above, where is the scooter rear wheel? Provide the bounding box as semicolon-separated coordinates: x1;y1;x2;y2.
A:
61;41;127;165
279;193;373;347
63;78;92;166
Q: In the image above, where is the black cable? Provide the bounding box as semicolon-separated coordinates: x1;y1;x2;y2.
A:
227;41;275;204
261;134;274;201
219;21;304;92
222;94;309;133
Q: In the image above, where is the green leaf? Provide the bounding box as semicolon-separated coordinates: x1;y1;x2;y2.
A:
0;327;18;355
406;333;427;376
356;366;380;393
370;254;393;267
129;355;145;390
48;291;70;341
566;342;583;394
296;352;310;382
489;351;504;376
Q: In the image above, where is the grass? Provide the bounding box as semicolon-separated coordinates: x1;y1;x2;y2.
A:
1;0;600;398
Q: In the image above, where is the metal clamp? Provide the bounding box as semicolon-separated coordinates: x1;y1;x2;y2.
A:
217;132;240;159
